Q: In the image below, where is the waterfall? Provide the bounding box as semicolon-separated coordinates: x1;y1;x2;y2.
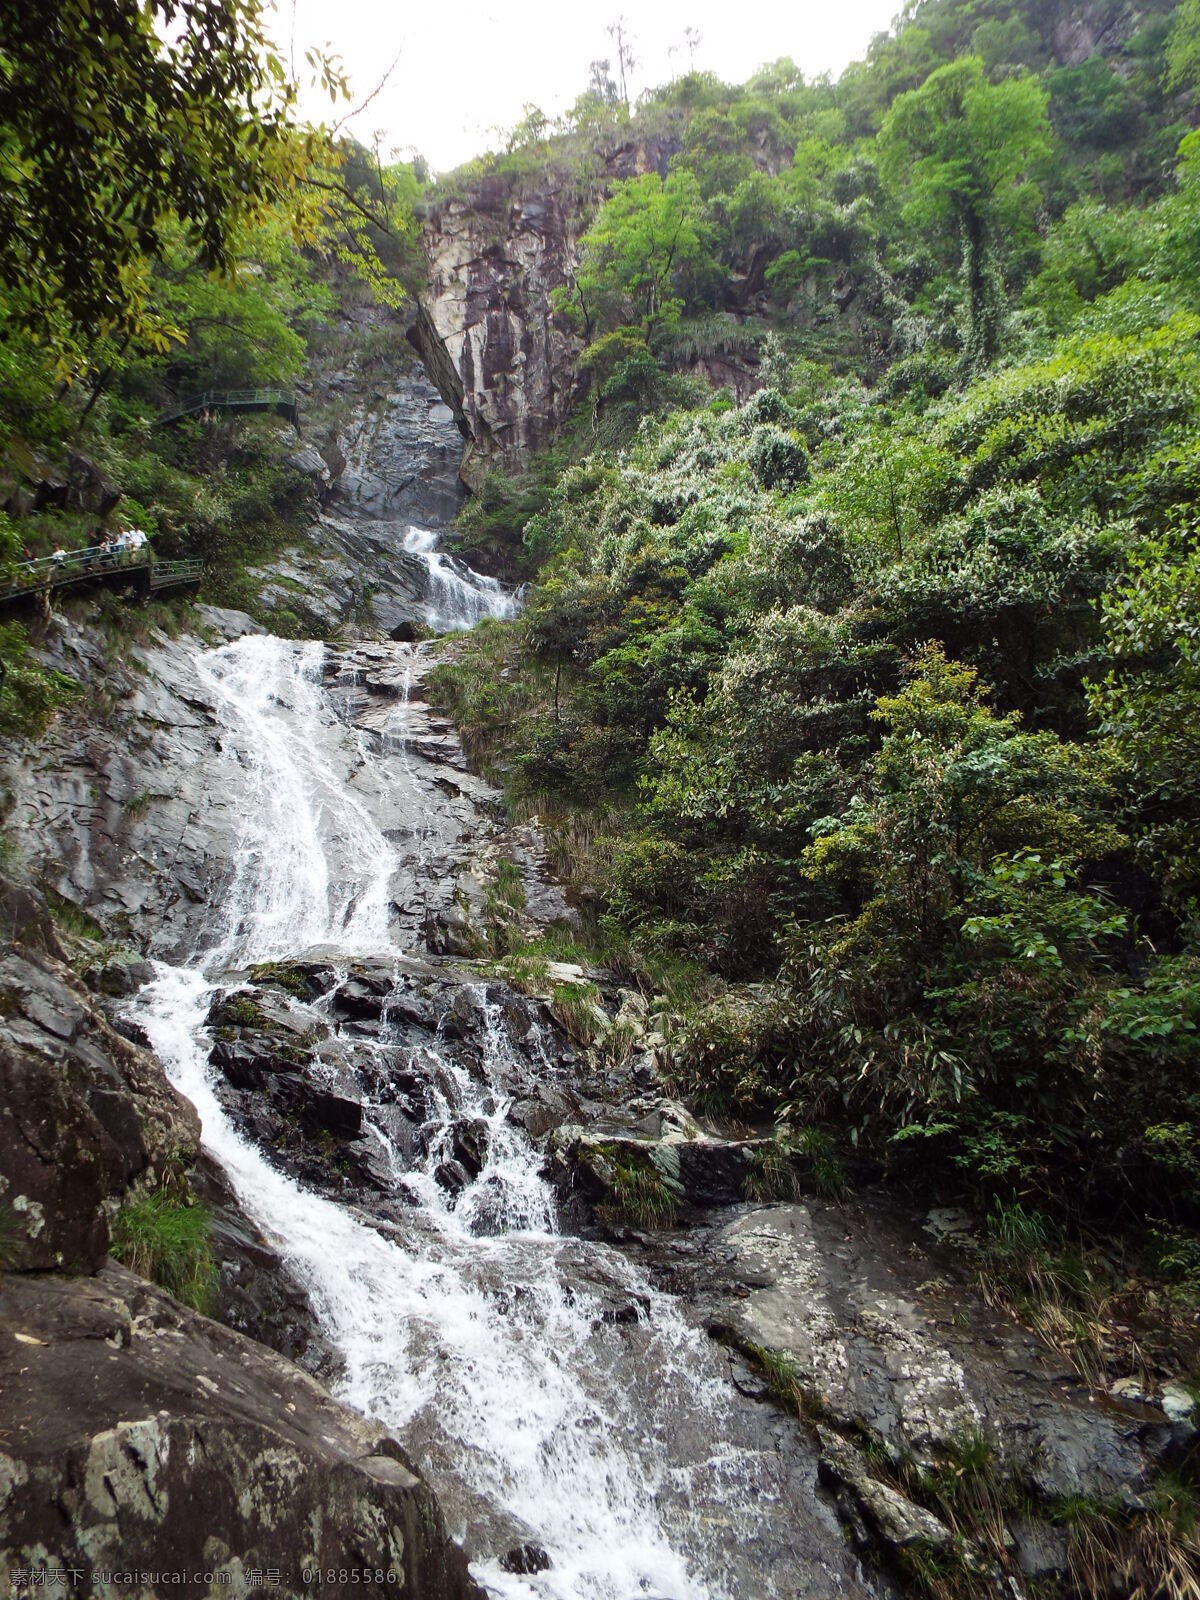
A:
403;524;517;632
131;634;858;1600
193;637;396;965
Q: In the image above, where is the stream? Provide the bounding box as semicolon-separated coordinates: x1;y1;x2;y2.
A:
126;597;866;1598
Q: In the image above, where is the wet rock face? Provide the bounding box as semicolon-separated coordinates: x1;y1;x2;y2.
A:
322;640;577;956
0;937;199;1272
411;190;586;488
190;1153;339;1378
9;628;573;966
250;373;469;636
0;888;475;1591
5;605;256;959
700;1200;1152;1503
202;959;576;1208
0;1265;483;1600
0;907;330;1374
203;971;385;1199
667;1195;1164;1582
332;375;465;529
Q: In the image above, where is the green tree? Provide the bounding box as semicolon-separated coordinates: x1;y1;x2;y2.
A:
818;422;950;560
878;57;1051;363
0;0;331;348
566;171;711;337
776;648;1125;1182
1167;0;1200;94
1089;535;1200;917
143;216;333;392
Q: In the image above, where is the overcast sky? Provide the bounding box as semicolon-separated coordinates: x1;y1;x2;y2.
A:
280;0;903;172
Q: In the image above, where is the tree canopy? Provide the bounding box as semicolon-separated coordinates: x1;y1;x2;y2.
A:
878;57;1051;360
567;171;711;338
0;0;328;347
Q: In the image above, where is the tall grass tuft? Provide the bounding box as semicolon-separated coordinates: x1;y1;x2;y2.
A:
110;1188;216;1314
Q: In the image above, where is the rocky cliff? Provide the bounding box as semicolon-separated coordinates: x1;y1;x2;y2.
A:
409;139;685;489
0;612;575;1596
0;881;483;1598
409;186;585;489
0;1266;481;1600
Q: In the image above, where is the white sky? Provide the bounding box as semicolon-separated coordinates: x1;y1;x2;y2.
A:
280;0;903;172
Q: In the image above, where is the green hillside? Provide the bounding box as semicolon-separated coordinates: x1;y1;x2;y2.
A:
436;0;1200;1250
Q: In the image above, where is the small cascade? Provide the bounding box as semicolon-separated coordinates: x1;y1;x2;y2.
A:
195;637;396;964
382;662;415;763
393;985;557;1238
402;523;517;631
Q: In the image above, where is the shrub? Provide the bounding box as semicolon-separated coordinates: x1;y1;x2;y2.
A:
747;424;809;490
743;1139;803;1202
602;1162;679;1230
0;621;79;740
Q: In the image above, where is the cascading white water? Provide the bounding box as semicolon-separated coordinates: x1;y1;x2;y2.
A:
195;637;396;964
132;634;855;1600
137;969;712;1600
403;524;517;632
416;990;557;1237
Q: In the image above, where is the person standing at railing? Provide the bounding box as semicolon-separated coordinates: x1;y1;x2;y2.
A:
116;528;145;566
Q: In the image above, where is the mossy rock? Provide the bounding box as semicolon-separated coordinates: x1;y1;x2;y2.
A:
247;961;329;1001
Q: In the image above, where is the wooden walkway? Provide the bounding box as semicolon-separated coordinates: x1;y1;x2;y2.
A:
155;388;298;427
0;545;204;609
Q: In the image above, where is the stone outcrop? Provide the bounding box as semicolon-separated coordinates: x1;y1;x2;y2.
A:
329;375;464;528
698;1200;1161;1502
411;136;790;489
410;189;586;488
7;625;570;964
0;932;199;1273
816;1428;955;1557
250;373;471;636
671;1195;1182;1585
1047;0;1168;68
199;956;581;1208
5;605;256;959
0;1265;482;1600
548;1114;774;1223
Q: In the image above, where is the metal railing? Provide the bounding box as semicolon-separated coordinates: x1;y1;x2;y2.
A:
2;540;147;590
156;387;298;425
0;542;204;605
148;559;205;589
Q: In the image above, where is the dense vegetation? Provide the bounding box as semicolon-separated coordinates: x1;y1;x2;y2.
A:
5;1;1200;1587
5;0;1200;1329
435;0;1200;1273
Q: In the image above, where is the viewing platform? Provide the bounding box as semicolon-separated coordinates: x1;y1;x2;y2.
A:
0;545;204;609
